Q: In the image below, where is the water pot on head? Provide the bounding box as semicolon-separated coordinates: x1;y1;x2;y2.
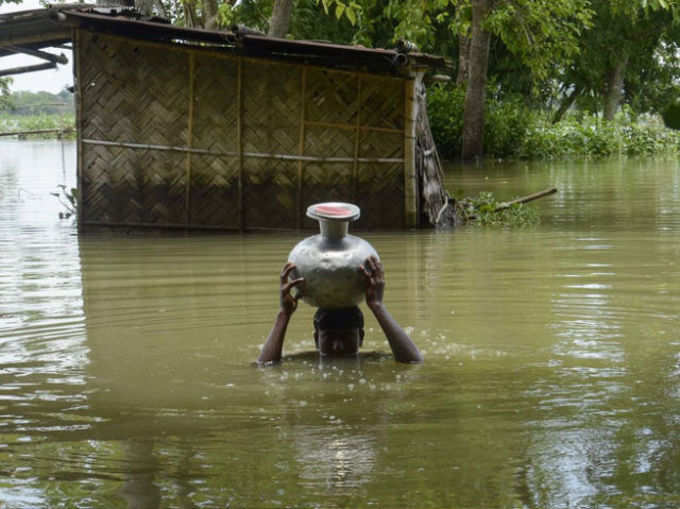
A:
288;202;379;309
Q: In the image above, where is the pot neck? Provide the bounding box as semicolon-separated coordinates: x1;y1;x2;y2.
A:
319;219;348;241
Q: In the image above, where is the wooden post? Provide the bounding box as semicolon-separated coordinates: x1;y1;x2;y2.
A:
74;28;84;229
296;67;307;229
237;58;244;231
403;71;420;228
185;51;196;225
352;75;361;203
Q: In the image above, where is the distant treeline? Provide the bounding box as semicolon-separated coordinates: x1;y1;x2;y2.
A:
0;89;74;116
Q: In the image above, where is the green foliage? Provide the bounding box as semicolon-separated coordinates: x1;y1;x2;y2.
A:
484;91;534;158
315;0;362;26
520;119;619;159
428;84;680;160
0;77;11;111
427;84;466;159
558;0;680;119
291;0;357;43
0;89;74;115
484;0;594;83
459;191;539;228
0;113;75;139
519;115;680;159
427;83;533;159
50;184;79;220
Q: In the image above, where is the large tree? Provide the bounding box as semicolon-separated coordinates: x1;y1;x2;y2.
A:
269;0;294;37
457;0;592;159
553;0;680;122
320;0;593;160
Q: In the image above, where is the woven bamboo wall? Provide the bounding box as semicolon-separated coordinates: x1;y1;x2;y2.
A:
77;31;410;230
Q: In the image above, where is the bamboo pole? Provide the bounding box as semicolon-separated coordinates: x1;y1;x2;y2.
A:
297;67;307;229
352;75;361;203
4;45;68;64
305;120;403;135
0;128;74;137
74;28;84;228
185;51;196;225
403;73;419;228
81;139;403;163
0;62;56;77
237;58;244;231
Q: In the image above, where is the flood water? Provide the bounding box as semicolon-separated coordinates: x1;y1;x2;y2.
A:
1;139;679;508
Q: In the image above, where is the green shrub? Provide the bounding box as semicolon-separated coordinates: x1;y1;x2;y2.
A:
427;84;465;159
484;95;534;158
428;84;680;160
427;84;533;160
518;115;680;159
458;191;539;228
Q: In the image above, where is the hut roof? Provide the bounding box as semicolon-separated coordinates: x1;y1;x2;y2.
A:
1;4;448;76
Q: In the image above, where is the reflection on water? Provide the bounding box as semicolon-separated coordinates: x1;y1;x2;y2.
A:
1;140;679;508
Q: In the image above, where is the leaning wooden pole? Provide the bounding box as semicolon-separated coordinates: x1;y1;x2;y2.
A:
414;72;460;227
493;187;557;212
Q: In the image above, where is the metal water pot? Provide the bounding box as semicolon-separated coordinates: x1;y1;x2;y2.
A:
288;202;379;309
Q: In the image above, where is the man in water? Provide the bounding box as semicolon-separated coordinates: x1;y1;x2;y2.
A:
257;256;423;364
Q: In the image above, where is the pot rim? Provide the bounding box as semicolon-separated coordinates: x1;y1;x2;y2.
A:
306;202;360;222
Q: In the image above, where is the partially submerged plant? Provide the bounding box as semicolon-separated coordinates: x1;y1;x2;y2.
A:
458;191;540;227
51;184;78;219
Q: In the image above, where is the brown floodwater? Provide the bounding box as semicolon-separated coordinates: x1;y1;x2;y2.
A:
1;139;678;508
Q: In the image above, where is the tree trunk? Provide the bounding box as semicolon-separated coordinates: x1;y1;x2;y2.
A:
552;84;581;124
461;0;491;161
135;0;154;16
456;31;471;85
184;2;198;28
268;0;294;38
603;53;629;121
203;0;219;31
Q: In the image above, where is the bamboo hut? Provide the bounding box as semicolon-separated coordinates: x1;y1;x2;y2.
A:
0;5;454;230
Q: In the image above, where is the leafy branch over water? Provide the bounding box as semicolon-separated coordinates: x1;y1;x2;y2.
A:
50;185;78;219
457;191;541;227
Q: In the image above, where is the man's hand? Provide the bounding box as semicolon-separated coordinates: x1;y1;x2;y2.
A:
360;256;385;311
257;263;304;364
359;256;423;363
280;262;304;316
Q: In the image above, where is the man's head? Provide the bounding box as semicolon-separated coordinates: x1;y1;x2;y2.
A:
313;307;364;357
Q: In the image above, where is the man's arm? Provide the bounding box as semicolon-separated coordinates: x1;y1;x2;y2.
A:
257;262;304;364
360;256;423;363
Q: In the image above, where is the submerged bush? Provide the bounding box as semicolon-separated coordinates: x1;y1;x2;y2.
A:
519;116;680;159
458;191;540;228
428;87;680;160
